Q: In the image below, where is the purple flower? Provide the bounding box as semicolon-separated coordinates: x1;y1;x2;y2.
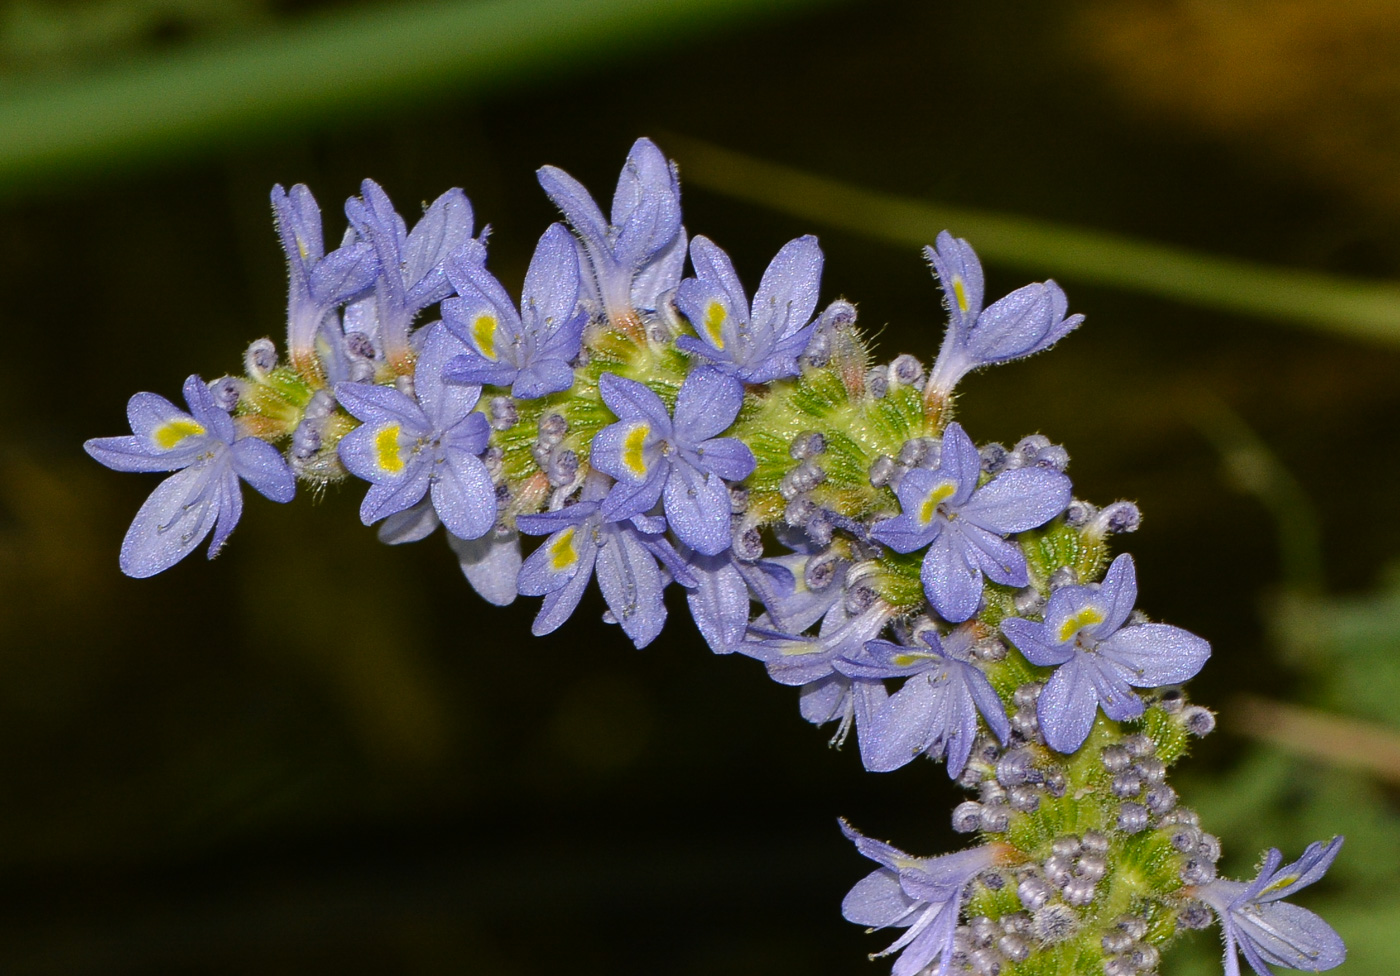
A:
740;599;894;757
375;500;522;607
345;179;476;373
870;422;1071;622
841;820;1003;976
1195;838;1345;976
537;138;686;335
335;324;495;541
589;369;755;556
516;475;694;648
1001;553;1211;753
85;375;295;577
840;625;1010;776
924;231;1082;399
682;549;803;654
271;183;380;381
675;235;823;383
441;223;586;399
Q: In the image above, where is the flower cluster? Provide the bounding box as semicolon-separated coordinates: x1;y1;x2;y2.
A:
85;139;1344;976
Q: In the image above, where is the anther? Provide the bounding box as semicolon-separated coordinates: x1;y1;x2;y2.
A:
728;484;749;514
732;519;764;561
345;331;376;360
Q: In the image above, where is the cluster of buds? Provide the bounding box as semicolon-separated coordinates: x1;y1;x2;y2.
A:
85;139;1345;976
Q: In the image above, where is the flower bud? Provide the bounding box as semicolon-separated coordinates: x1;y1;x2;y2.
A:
208;376;243;411
488;396;518;431
345;331;376;360
789;430;826;460
732;519;764;561
1031;904;1077;944
868;454;898;488
1101;744;1131;773
997;933;1030;963
952;801;983;833
888;353;925;387
1016;875;1052;911
1117;801;1148;833
804;550;842;591
245;337;278;378
1144;784;1177;815
1182;705;1215;736
728;484;749;514
864;368;888;399
979;442;1009;473
1087;500;1141;537
546;448;578;488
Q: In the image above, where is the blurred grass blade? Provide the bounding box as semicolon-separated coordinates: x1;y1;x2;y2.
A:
1233;695;1400;783
0;0;840;196
668;135;1400;344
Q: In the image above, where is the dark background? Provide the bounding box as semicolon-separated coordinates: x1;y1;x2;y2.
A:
1;0;1397;972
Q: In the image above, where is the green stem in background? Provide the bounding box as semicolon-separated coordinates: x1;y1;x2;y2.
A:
665;135;1400;345
0;0;843;197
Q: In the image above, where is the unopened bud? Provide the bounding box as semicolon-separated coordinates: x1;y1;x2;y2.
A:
394;374;415;398
1031;904;1077;944
864;368;888;399
1183;705;1215;736
1033;444;1070;472
888;353;925;387
969;947;1001;976
208;376;243;411
979;804;1009;833
1016;875;1052;911
1111;770;1143;797
1088;500;1141;536
1178;904;1213;930
952;801;982;833
784;494;817;527
789;430;827;460
1117;802;1149;833
728;484;749;514
1101;744;1131;772
1062;877;1096;906
973;636;1007;662
868;454;898;488
1197;833;1222;863
546;448;578;488
291;419;322;459
488;396;518;430
345;331;376;360
732;519;764;561
979;442;1009;473
1116;916;1148;940
804;551;842;591
997;934;1029;963
1179;857;1216;885
1013;585;1045;615
1063;499;1095;526
245;338;278;377
1124;733;1155;757
537;413;568;448
806;510;834;547
1008;785;1040;812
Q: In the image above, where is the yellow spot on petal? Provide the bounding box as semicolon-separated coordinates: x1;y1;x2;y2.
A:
153;419;205;450
703;300;727;349
917;481;958;526
549;527;578;572
893;653;925;668
1057;607;1105;643
622;423;650;478
952;276;969;313
473;314;499;361
375;423;405;473
1260;873;1300;897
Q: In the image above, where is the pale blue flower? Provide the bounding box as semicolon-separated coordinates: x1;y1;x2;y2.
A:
1001;553;1211;754
1196;838;1345;976
675;235;822;383
537;138;685;333
441;222;586;399
870;421;1070;622
590;368;754;556
335;324;495;540
841;820;1002;976
85;375;295;577
924;231;1082;398
841;625;1010;776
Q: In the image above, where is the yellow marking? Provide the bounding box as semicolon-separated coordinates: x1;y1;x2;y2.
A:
375;424;405;473
153;419;205;450
472;314;499;360
703;300;727;349
1058;607;1105;643
549;527;578;572
952;276;969;313
917;481;958;526
622;423;650;478
1260;874;1300;897
780;641;824;658
893;653;931;668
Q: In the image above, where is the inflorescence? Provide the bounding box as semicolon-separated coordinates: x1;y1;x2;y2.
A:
86;139;1346;976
